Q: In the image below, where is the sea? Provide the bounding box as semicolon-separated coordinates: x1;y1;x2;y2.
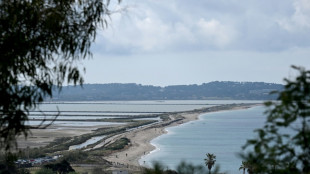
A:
139;105;267;174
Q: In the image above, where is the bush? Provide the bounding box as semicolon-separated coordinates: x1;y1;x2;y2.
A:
44;160;75;174
35;168;55;174
63;150;89;163
106;138;130;151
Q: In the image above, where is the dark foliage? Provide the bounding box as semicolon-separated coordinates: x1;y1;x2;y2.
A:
0;0;120;151
0;153;18;174
35;168;54;174
0;153;30;174
62;150;89;163
143;161;222;174
143;162;178;174
105;137;130;151
44;160;74;174
241;66;310;174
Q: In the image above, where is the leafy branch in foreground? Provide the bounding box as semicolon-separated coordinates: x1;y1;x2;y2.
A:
241;66;310;174
0;0;121;151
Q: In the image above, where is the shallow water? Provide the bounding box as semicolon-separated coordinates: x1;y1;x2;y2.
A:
37;100;261;112
28;116;120;120
27;120;126;127
140;106;266;174
69;135;106;150
29;100;261;127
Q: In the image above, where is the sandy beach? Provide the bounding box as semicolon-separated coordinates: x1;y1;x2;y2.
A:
103;104;258;168
103;112;199;167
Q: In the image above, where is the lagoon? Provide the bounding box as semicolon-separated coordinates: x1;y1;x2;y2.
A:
28;100;261;127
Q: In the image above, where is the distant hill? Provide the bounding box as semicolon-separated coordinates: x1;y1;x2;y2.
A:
48;81;283;101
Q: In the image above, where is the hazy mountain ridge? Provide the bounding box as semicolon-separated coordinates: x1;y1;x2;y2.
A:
50;81;283;101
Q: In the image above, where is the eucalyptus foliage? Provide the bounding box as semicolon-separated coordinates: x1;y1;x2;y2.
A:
0;0;120;150
242;66;310;174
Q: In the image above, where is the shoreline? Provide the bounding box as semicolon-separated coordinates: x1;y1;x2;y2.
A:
103;103;261;168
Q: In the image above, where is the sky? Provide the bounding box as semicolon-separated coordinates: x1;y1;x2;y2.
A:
83;0;310;86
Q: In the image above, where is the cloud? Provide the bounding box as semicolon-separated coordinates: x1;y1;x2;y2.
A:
196;18;236;47
278;0;310;32
92;0;310;55
96;4;180;53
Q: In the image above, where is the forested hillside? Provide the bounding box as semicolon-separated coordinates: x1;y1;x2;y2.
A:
49;81;283;101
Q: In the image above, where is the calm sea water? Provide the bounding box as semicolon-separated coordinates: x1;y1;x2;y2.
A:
140;106;266;174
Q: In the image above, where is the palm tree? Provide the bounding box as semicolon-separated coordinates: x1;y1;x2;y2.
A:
239;161;247;174
204;153;216;174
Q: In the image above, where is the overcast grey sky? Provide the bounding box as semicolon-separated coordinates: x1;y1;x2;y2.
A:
83;0;310;86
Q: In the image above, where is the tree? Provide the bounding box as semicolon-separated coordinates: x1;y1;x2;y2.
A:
239;161;247;174
44;160;75;174
241;66;310;173
0;0;121;151
204;153;216;174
